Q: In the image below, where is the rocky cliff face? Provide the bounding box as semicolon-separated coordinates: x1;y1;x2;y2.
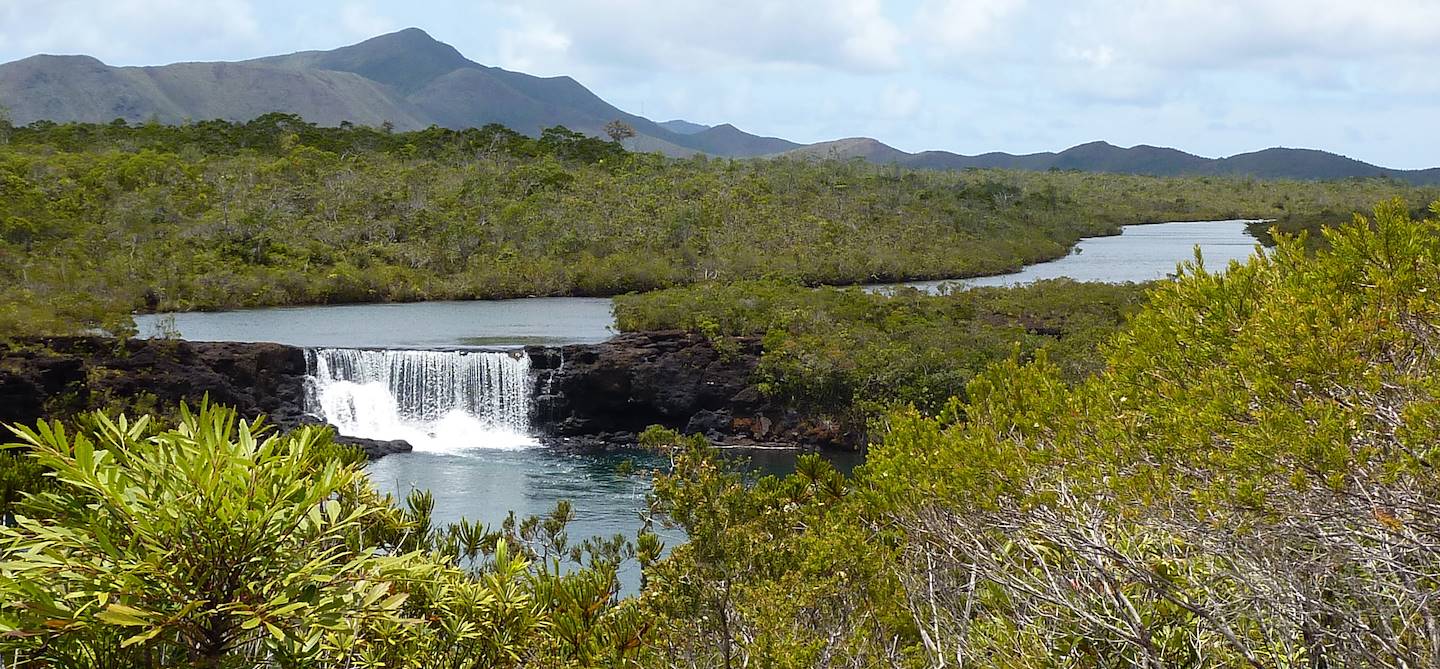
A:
527;331;857;450
2;333;855;457
0;337;420;459
0;337;309;427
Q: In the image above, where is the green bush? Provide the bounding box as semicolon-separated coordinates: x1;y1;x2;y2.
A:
634;199;1440;667
616;278;1148;429
0;403;648;668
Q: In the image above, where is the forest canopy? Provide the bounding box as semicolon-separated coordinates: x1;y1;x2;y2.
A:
615;278;1149;437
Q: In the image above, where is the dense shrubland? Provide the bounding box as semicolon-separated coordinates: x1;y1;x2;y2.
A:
4;199;1438;667
616;279;1149;435
632;198;1440;667
3;116;1436;338
5;112;1440;665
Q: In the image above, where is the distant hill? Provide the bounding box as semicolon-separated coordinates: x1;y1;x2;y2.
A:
659;119;710;135
783;137;913;164
2;28;1437;182
781;138;1440;185
0;53;430;129
0;28;783;158
681;124;800;156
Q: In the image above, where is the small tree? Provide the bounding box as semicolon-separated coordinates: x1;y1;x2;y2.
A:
0;104;11;145
0;402;654;667
604;119;636;144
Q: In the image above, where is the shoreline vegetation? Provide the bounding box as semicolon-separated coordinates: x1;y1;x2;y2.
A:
615;278;1151;439
2;115;1436;338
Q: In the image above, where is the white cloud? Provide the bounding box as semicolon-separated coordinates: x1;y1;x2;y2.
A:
495;20;572;74
878;84;922;118
483;0;905;73
1;0;261;64
917;0;1027;57
1061;0;1440;70
1029;0;1440;106
3;0;1440;167
1067;44;1115;70
339;3;399;41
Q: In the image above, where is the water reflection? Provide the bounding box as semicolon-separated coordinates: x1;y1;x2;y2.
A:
365;446;862;594
135;296;615;348
873;219;1262;294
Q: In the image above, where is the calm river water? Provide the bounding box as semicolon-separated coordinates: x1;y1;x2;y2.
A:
138;219;1261;347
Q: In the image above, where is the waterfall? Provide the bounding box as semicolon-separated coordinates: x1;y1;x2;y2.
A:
305;348;536;452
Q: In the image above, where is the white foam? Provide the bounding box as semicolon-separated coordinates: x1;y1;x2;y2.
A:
306;349;537;453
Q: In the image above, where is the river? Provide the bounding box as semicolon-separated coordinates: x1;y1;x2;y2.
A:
139;219;1261;347
135;219;1261;590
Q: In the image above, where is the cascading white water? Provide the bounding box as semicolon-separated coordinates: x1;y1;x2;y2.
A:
305;348;537;453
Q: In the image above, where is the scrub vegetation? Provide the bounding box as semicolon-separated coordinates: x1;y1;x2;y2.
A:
616;278;1149;433
4;116;1439;667
2;115;1435;338
4;199;1438;667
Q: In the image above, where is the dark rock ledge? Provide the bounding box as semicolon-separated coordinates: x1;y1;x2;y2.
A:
1;337;309;426
2;332;857;460
0;337;413;459
527;330;859;451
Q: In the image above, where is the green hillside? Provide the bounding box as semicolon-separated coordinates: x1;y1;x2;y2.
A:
2;117;1436;339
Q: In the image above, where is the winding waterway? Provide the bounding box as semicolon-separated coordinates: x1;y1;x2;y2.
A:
886;218;1263;292
139;219;1262;347
135;219;1262;590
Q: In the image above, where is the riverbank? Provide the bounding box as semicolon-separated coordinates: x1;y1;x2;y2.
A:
0;337;308;429
2;332;824;456
529;330;858;451
15;116;1432;343
127;215;1264;319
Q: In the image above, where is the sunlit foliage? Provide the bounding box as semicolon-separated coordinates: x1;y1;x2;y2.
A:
636;199;1440;667
0;403;648;668
617;278;1149;434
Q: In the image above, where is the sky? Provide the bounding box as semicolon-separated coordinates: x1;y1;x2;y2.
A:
2;0;1438;169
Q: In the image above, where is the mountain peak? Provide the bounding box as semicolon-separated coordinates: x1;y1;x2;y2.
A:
5;32;1435;181
391;27;437;40
258;27;473;95
659;119;711;135
14;54;106;68
781;137;908;162
1068;140;1119;151
338;27;466;62
360;27;446;51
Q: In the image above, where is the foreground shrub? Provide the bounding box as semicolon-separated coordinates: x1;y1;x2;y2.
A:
868;198;1440;666
0;403;647;668
635;199;1440;668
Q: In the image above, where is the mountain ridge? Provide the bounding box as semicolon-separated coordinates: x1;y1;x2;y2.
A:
0;28;778;158
785;138;1440;185
3;28;1438;182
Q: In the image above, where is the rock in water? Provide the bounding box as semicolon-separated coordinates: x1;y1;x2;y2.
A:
332;434;415;459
